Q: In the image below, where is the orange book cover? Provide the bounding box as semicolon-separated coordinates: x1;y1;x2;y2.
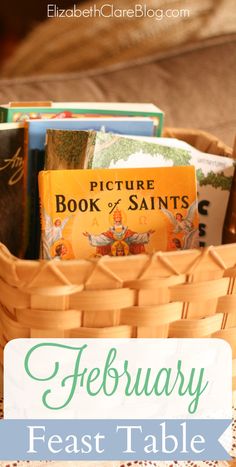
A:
38;166;199;260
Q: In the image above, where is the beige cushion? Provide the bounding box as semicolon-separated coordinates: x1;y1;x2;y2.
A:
0;34;235;146
1;0;235;77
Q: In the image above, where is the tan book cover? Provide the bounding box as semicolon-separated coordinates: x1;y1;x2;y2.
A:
38;166;199;260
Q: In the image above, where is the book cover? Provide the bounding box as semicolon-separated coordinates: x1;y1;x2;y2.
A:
0;122;25;256
88;131;192;169
89;132;235;247
38;166;199;260
27;117;155;153
0;102;164;136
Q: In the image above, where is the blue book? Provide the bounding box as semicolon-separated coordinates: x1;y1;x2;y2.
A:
27;117;155;151
25;117;154;259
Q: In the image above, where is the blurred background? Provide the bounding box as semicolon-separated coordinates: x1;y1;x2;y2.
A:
0;0;235;145
0;0;75;65
0;0;235;77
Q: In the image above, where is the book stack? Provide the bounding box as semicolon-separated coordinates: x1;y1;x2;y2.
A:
0;101;163;258
0;101;163;134
0;101;233;261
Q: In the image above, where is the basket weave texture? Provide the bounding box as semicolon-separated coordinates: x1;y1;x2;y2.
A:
0;128;235;392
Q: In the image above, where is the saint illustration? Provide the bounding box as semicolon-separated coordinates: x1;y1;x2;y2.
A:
54;242;68;260
83;208;154;256
42;208;72;259
50;239;74;260
171;238;182;250
162;201;199;249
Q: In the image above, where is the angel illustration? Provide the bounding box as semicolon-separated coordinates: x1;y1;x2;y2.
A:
162;201;199;249
41;208;72;259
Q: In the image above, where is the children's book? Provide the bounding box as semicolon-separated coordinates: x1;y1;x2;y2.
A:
0;102;164;136
38;166;199;260
0;122;25;256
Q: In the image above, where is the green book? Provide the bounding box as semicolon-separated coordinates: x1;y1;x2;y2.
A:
0;101;164;136
87;131;191;169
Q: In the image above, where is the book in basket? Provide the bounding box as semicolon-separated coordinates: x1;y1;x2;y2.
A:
38;166;199;260
0;122;25;257
0;101;164;136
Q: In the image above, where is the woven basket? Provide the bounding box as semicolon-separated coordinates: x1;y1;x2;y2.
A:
0;128;235;394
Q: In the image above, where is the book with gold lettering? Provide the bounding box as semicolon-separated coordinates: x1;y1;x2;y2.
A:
0;122;25;256
38;166;199;260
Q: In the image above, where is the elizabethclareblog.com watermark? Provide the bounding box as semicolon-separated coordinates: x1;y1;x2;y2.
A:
47;3;190;20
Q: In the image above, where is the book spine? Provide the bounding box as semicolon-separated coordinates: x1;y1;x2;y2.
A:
22;123;30;256
35;151;46;257
0;126;25;256
24;149;45;259
38;171;45;259
156;113;164;136
84;131;96;168
45;129;90;170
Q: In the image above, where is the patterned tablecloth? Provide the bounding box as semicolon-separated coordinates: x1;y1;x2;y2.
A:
0;399;235;467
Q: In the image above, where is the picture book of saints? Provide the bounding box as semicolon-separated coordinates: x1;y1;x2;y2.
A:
38;166;199;260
